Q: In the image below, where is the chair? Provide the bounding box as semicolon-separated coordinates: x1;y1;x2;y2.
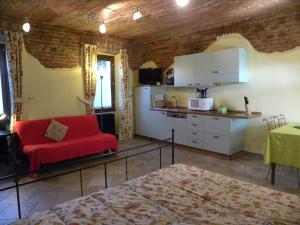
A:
263;116;277;180
273;114;286;127
263;116;277;131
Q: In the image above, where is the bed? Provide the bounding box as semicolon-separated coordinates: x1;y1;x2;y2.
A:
13;164;300;225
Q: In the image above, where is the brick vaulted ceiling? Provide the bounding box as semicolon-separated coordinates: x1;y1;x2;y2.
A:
1;0;300;68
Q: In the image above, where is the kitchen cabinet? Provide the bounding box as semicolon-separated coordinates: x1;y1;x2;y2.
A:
166;112;187;145
174;48;247;86
186;114;203;148
134;86;166;137
210;48;247;83
174;52;211;87
194;52;211;86
184;113;246;155
150;110;169;140
203;115;246;155
174;54;195;86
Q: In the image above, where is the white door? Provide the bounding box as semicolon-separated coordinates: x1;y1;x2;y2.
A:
174;54;195;87
194;52;211;86
150;110;168;140
135;87;151;137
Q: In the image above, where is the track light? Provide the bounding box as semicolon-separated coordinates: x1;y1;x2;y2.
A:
99;22;107;34
22;17;30;32
176;0;189;7
133;8;143;21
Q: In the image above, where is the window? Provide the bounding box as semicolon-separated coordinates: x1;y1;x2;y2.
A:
94;55;115;112
0;43;10;118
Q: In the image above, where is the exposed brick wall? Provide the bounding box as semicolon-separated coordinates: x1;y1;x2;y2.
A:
146;7;300;69
23;24;81;68
1;5;299;70
0;18;147;70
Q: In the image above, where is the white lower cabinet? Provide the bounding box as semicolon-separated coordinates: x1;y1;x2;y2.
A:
138;109;246;156
166;117;187;145
186;114;246;155
150;110;169;140
186;114;204;148
203;133;230;155
202;115;246;155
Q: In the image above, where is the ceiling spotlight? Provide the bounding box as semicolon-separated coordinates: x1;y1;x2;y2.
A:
176;0;189;7
99;22;107;34
22;17;30;32
133;8;143;21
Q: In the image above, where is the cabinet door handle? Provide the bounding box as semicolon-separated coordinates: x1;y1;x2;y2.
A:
213;136;220;139
213;117;219;120
212;71;219;74
195;83;200;85
192;115;198;118
192;140;198;143
187;84;193;86
192;132;197;135
192;124;197;126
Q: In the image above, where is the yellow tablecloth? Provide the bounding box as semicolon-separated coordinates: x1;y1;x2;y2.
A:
264;124;300;168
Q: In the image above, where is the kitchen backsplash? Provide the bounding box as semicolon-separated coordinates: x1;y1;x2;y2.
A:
165;85;252;112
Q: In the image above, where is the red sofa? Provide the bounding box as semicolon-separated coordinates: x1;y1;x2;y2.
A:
14;115;118;173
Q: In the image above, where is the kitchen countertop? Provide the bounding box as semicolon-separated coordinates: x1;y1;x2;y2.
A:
151;107;261;119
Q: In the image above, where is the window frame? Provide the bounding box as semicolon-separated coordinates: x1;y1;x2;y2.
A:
94;54;115;113
0;43;10;118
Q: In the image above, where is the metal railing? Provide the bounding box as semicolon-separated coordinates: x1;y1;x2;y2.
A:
0;129;175;219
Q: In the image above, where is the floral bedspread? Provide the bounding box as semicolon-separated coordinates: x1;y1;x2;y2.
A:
13;164;300;225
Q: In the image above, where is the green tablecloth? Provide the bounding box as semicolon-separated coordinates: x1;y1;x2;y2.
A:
264;124;300;168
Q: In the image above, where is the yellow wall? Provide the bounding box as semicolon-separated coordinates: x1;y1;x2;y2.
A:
163;34;300;153
22;46;86;120
22;48;137;136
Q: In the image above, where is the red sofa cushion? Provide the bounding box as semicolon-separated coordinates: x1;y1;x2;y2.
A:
24;133;118;172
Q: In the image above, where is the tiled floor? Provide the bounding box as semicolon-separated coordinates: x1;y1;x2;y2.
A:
0;137;299;224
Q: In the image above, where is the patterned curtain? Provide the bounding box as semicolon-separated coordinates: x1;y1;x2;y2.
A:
82;44;97;114
119;49;133;141
4;31;23;127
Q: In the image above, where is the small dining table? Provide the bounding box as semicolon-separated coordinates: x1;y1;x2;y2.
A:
264;123;300;185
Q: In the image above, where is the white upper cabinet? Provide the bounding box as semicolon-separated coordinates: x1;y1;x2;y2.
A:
194;52;211;86
210;48;248;83
174;48;248;86
174;54;195;86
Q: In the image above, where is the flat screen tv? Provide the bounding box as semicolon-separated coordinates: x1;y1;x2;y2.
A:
139;68;162;85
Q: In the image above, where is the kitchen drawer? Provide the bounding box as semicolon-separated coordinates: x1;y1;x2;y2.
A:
186;138;203;148
187;114;203;124
203;133;230;155
187;121;203;131
187;130;203;140
203;116;231;135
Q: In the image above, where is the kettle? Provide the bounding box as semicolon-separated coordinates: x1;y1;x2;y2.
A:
196;88;208;98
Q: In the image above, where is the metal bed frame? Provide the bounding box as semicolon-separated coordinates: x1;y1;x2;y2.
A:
0;130;175;219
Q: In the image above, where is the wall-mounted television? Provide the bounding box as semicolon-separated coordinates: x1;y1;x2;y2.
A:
138;68;162;85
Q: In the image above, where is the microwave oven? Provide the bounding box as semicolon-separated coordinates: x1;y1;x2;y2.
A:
188;98;214;111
